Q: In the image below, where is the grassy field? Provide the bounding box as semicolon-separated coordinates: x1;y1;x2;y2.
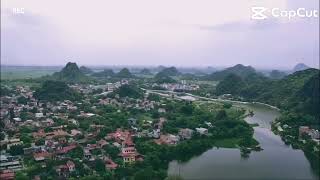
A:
1;66;61;80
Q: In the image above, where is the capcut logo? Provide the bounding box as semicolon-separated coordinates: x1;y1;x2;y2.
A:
251;7;319;20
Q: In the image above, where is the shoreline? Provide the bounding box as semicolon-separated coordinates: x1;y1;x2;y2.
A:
144;89;280;111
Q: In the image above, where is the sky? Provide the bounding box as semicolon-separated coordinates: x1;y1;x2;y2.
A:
1;0;319;69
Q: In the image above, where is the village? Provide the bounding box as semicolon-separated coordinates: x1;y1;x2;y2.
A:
0;80;211;180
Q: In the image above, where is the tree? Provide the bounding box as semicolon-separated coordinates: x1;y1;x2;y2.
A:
95;159;106;173
15;172;28;180
133;166;154;180
17;96;28;105
103;145;120;159
180;104;194;115
216;110;227;120
9;145;24;155
20;134;32;144
35;138;45;146
68;146;83;159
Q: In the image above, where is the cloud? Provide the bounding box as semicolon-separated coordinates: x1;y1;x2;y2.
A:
0;0;318;68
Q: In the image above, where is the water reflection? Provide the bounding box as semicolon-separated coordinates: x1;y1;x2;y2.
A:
168;103;317;180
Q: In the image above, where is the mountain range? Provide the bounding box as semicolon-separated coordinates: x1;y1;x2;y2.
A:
216;68;319;117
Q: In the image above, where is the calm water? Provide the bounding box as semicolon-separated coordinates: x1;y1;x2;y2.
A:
168;103;318;180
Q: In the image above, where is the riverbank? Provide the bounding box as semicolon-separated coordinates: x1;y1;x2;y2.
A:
144;88;280;111
168;103;318;180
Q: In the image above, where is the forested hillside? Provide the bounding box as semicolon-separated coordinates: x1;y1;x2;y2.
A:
216;68;319;117
34;80;81;102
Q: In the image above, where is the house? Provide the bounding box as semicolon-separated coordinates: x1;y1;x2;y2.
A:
56;144;77;154
309;129;320;140
6;139;22;150
119;147;142;163
0;155;23;171
112;142;121;148
41;118;54;126
299;126;310;137
97;139;108;148
66;160;75;172
35;113;44;118
32;129;46;139
158;108;166;113
299;126;320;140
0;170;14;180
104;157;118;170
33;151;52;161
84;148;93;160
196;128;208;135
155;134;180;145
179;128;194;140
148;129;160;139
55;165;69;177
70;129;82;137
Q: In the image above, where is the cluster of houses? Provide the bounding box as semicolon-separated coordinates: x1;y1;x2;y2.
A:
152;82;199;92
0;82;212;179
299;126;320;143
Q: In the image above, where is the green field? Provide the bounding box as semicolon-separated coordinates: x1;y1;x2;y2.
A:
1;66;61;80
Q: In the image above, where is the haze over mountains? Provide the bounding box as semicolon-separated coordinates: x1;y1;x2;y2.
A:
293;63;310;72
36;61;319;120
40;62;318;83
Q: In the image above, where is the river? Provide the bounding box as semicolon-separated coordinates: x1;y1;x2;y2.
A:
167;103;318;180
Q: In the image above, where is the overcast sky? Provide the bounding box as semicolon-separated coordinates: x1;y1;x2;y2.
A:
1;0;319;69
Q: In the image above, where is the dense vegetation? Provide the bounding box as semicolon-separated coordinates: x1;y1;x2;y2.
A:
91;69;115;78
153;72;177;83
269;70;286;79
215;68;319;175
140;68;152;75
48;62;91;83
158;67;180;76
33;80;81;102
205;64;258;81
215;74;246;95
115;68;134;78
79;66;93;74
111;84;144;99
216;68;319;117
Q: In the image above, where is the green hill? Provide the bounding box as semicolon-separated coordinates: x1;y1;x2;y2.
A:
206;64;258;81
113;84;144;99
92;69;115;78
216;68;319;117
116;68;134;78
269;70;287;79
79;66;93;74
215;74;246;95
34;80;81;102
140;68;152;75
50;62;90;83
158;66;179;76
154;72;177;83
